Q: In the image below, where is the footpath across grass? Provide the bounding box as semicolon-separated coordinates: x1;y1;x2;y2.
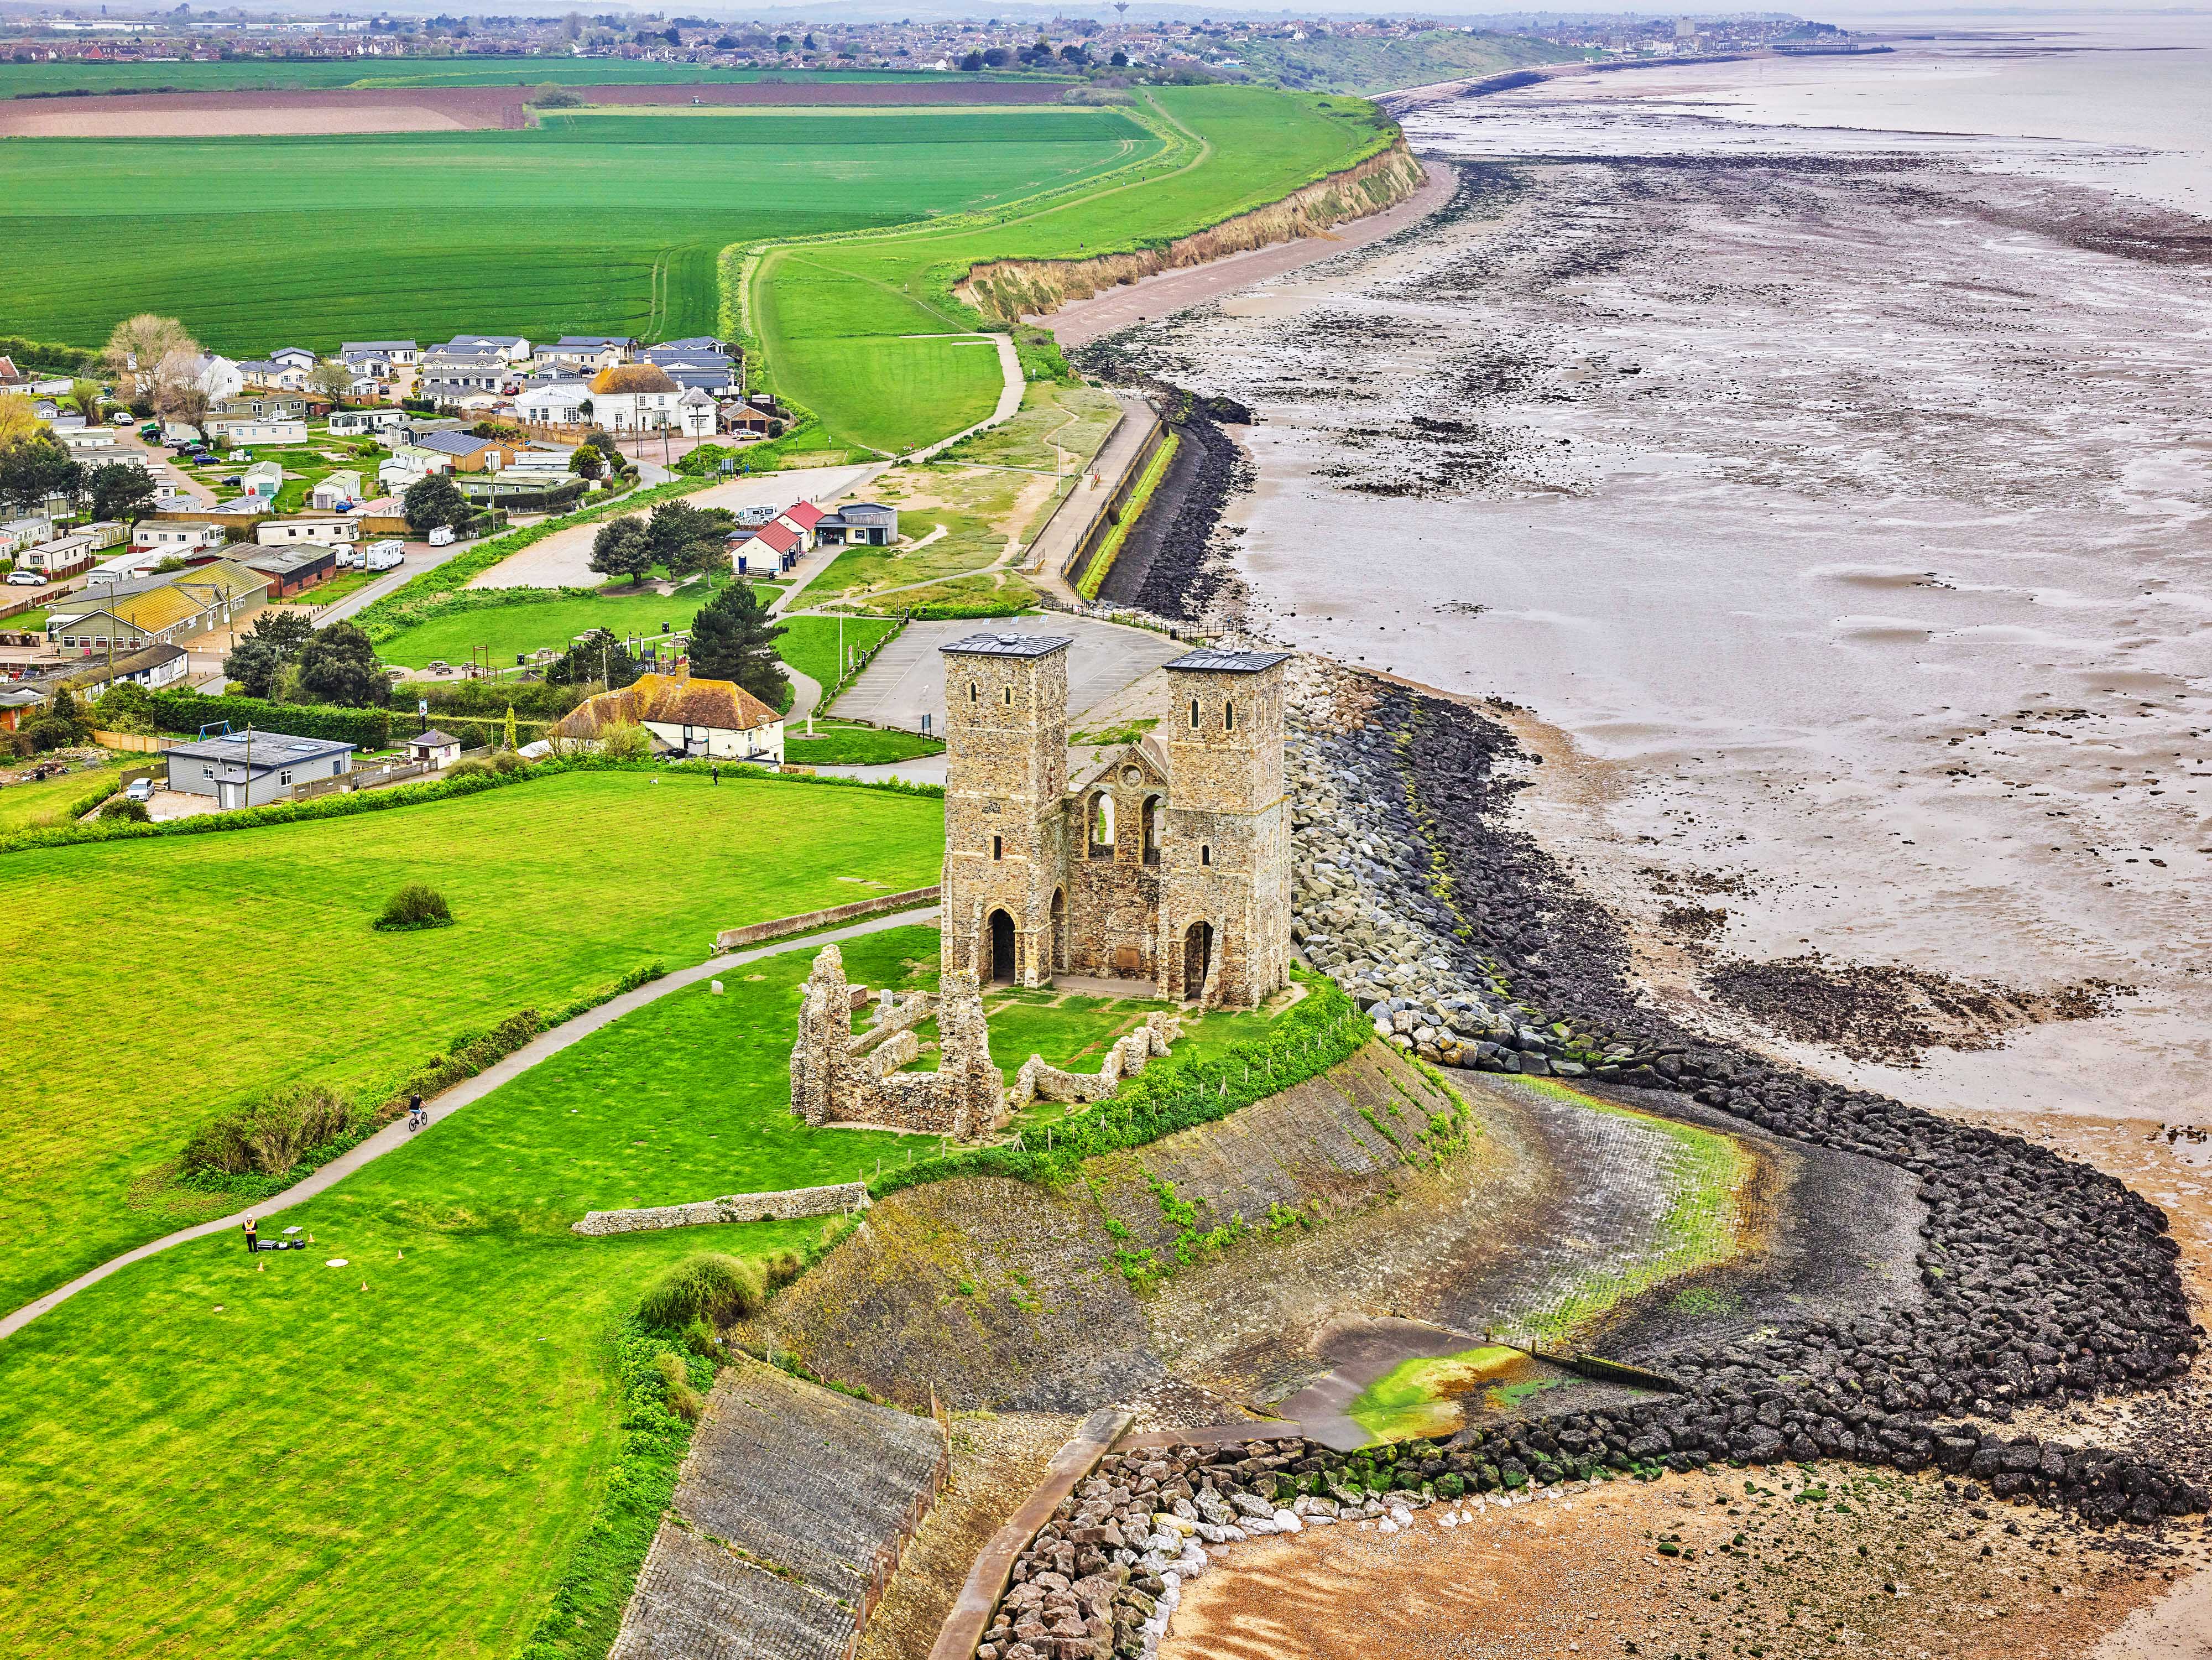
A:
0;927;941;1660
0;769;942;1315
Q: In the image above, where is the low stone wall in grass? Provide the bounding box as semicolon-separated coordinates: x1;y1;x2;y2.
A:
712;884;940;953
572;1182;869;1237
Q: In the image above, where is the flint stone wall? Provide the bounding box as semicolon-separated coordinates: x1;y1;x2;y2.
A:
1010;1012;1183;1109
573;1182;868;1237
791;944;1010;1141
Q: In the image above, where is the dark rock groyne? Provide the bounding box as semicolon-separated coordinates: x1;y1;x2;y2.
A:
1292;670;2203;1525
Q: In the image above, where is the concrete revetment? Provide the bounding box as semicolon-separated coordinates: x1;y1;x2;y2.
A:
937;634;1293;1009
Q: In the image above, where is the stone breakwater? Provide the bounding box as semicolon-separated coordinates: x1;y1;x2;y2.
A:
1275;658;2204;1525
978;1435;1453;1660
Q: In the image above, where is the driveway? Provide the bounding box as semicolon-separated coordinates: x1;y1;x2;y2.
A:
829;615;1188;735
472;464;881;590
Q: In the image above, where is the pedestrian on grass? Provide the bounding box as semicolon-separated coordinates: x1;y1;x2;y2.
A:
712;764;721;787
242;1215;258;1255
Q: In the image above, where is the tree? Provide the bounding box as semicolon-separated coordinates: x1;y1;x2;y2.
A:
307;361;352;402
103;313;195;390
588;515;655;587
502;704;518;751
686;579;788;708
1110;48;1129;67
960;48;984;69
85;461;157;525
223;611;313;699
568;444;605;481
401;472;468;533
0;433;81;516
0;393;40;449
93;680;156;734
644;499;726;570
294;622;389;707
70;378;102;420
547;628;640;690
150;347;210;426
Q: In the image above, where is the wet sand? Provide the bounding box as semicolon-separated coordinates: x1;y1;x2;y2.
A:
1093;61;2212;1123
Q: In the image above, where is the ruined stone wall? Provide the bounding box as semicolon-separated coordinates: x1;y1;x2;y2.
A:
1010;1012;1182;1109
572;1182;869;1237
790;944;1010;1141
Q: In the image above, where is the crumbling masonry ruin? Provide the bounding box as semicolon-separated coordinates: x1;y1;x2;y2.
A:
789;944;1011;1141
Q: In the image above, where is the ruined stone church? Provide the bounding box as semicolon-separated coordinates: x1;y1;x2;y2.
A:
937;632;1293;1008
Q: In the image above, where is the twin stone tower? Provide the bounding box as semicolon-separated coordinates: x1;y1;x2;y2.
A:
937;632;1293;1009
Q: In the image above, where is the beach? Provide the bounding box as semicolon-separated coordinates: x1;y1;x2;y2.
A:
1086;25;2212;1124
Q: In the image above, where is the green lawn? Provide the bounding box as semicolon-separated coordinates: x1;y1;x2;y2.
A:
0;107;1149;356
0;760;127;833
932;379;1126;473
0;769;942;1316
375;583;722;669
784;724;944;767
775;613;898;694
0;926;941;1660
753;85;1390;451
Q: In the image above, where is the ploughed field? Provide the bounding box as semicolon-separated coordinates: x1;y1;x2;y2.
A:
0;105;1150;356
0;58;1033;95
0;768;943;1315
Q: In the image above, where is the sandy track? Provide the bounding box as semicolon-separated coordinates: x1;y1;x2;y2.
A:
0;77;1067;139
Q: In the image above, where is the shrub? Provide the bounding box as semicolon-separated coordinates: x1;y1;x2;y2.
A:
763;1250;804;1289
183;1085;358;1177
653;1350;704;1420
444;759;493;782
97;797;149;822
636;1252;764;1333
597;721;654;762
373;883;453;932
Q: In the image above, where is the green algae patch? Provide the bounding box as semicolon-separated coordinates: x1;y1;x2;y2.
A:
1348;1344;1529;1442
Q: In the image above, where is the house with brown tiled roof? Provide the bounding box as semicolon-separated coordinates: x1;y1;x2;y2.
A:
549;671;784;764
586;363;682;434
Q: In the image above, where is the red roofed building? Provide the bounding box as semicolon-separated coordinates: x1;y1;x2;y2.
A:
776;499;826;545
730;517;802;576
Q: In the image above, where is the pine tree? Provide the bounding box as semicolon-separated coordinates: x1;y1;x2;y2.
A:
687;581;789;710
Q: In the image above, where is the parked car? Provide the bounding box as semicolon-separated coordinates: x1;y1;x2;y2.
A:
124;778;154;802
6;570;44;586
108;410;133;427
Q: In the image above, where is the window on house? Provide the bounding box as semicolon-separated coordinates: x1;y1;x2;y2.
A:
279;769;293;786
1189;698;1200;729
992;835;1004;861
331;761;342;776
1201;845;1212;867
201;766;213;779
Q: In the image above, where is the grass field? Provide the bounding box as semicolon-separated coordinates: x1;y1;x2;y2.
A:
0;769;942;1315
784;723;943;767
752;85;1390;451
0;759;127;832
775;612;899;694
0;106;1150;356
375;584;721;669
0;925;944;1660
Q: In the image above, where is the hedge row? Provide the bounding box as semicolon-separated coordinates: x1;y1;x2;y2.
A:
150;690;392;748
868;971;1371;1201
0;334;98;373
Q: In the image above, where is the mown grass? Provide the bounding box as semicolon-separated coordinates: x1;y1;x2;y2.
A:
0;769;942;1314
775;613;898;694
375;583;723;669
0;109;1147;355
0;927;940;1660
0;759;129;834
784;724;944;767
753;85;1390;450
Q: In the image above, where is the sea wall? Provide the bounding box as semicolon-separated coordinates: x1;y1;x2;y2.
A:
956;143;1427;328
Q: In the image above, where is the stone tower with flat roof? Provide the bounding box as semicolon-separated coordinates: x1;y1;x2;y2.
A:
937;632;1290;1007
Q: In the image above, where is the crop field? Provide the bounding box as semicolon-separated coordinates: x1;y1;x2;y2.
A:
0;59;1018;95
752;84;1391;450
0;925;942;1660
0;106;1150;356
0;768;942;1315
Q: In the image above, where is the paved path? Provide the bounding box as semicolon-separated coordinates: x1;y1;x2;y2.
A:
315;536;467;623
906;334;1025;462
474;464;879;591
1021;394;1162;605
785;665;823;725
1038;162;1461;348
831;614;1188;735
0;903;939;1346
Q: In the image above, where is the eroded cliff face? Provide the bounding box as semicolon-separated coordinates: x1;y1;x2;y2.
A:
955;143;1427;327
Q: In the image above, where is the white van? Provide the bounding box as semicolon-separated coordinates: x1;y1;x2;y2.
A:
364;539;405;572
428;525;456;547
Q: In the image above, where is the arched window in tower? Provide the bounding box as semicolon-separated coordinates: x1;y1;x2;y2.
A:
1201;844;1212;867
1142;795;1162;866
992;834;1004;861
1088;792;1115;858
969;682;978;704
1189;697;1200;730
1004;685;1013;706
1225;700;1236;732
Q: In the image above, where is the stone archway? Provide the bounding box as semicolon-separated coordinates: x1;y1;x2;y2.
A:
1182;920;1213;1003
988;909;1017;983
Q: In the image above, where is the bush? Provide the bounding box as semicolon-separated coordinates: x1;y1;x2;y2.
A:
637;1252;765;1333
444;759;493;782
373;883;453;932
653;1351;704;1420
183;1085;358;1177
597;722;654;762
96;796;149;822
148;689;392;749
